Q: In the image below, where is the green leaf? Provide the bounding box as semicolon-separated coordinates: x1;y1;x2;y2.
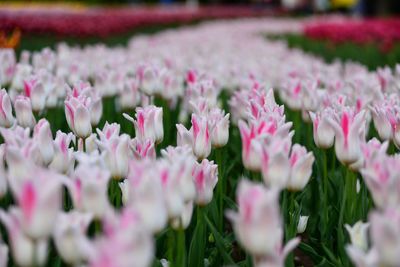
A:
204;215;235;265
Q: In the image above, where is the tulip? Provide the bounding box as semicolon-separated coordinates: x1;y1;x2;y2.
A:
123;105;163;144
209;108;230;148
53;211;93;265
33;119;54;166
370;105;392;141
23;77;46;112
345;221;370;251
7;165;63;239
370;208;400;267
327;109;366;165
100;134;131;180
118;78;141;110
193;159;218;206
87;208;154;267
191;114;212;159
287;144;314;191
227;179;299;259
346;246;379;267
297;215;309;234
0;209;48;267
130;138;156;160
161;145;196;202
14;95;36;129
0;89;15;128
124;160;168;233
261;136;291;189
66;163;111;219
49;131;75;174
309;110;335;149
96;121;120;142
65;95;92;139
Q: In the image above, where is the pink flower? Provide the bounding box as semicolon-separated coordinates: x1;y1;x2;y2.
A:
123;105;163;144
227;179;300;260
53;211;93;265
192;159;218;205
0;209;48;267
49;131;75;174
7;165;63;239
327;108;366;165
309;109;335;149
0;89;15;128
65;95;92;138
33;119;54;165
14;95;36;129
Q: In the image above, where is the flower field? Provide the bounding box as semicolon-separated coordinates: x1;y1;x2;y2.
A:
0;16;399;267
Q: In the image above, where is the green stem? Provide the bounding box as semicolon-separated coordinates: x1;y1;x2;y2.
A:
175;226;186;267
322;151;328;237
188;206;206;267
215;148;224;233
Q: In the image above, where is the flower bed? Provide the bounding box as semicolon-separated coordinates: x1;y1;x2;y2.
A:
304;17;400;52
0;5;281;37
0;18;399;267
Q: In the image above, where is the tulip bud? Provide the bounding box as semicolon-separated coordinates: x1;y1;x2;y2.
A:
0;89;15;128
297;215;309;234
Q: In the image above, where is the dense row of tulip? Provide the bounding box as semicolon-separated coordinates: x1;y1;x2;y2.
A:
0;17;399;266
304;18;400;52
0;6;277;37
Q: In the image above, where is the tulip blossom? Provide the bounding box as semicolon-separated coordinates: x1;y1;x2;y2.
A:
124;160;168;233
370;208;400;267
49;131;75;174
192;159;218;206
130;138;156;160
208;108;230;147
161;145;197;202
0;89;15;128
327;108;366;165
309;109;335;149
176;114;212;160
227;179;299;260
65;94;92;139
53;211;93;265
345;221;370;252
87;208;154;267
23;76;46;112
0;209;48;267
33;119;54;166
14;95;36;129
287;144;314;191
101;134;131;180
66;163;112;219
6;163;63;239
123;105;163;144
